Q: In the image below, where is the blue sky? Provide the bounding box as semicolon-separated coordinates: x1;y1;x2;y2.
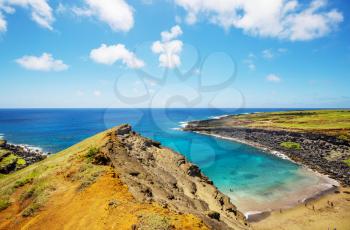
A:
0;0;349;108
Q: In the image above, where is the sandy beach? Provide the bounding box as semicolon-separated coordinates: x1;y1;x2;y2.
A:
192;130;341;220
252;186;350;229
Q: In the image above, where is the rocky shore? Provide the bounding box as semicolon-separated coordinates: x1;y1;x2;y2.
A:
0;139;46;174
183;119;350;186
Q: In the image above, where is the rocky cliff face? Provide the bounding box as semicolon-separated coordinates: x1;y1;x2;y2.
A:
98;124;248;230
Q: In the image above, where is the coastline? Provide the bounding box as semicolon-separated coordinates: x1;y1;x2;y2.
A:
0;138;46;174
177;113;346;219
190;130;339;221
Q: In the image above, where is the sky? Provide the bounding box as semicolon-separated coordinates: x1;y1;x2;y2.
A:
0;0;349;108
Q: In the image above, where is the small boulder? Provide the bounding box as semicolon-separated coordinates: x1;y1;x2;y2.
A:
207;211;220;221
0;140;6;147
116;125;132;136
187;164;201;177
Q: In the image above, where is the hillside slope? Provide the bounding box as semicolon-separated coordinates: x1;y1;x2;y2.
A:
0;125;248;230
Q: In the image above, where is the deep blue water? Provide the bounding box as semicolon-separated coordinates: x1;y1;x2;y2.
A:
0;108;325;212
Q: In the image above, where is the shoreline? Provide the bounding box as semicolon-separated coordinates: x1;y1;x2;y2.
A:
192;130;340;221
177;119;341;220
0;138;46;174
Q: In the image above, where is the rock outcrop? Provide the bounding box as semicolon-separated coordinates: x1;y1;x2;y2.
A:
0;140;46;174
99;124;249;230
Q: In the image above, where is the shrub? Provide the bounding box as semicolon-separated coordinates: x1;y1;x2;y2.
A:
16;158;26;166
14;174;35;188
22;203;40;217
85;147;99;160
0;198;10;211
280;141;301;150
138;213;172;230
344;158;350;167
338;134;350;142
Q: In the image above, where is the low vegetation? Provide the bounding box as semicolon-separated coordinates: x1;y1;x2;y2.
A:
85;146;100;160
227;110;350;140
0;198;10;211
280;141;302;150
344;158;350;167
138;213;172;230
0;127;209;229
0;151;26;172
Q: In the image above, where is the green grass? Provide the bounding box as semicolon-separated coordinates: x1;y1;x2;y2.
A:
138;213;171;230
0;127;112;216
0;149;11;159
344;158;350;167
22;203;41;217
280;141;302;150
14;171;38;188
0;198;10;211
0;153;26;171
0;153;18;168
73;163;105;191
227;110;350;140
17;158;26;166
85;146;100;160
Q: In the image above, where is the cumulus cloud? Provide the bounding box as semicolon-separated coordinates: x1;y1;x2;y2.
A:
0;0;54;31
72;0;134;32
174;0;343;41
266;74;281;82
16;53;69;71
90;43;145;68
151;25;183;68
0;12;6;32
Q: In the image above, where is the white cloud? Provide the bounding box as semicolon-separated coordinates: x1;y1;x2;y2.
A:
262;49;274;59
161;25;183;42
90;43;145;68
0;0;54;31
16;53;69;71
0;12;6;32
151;25;183;68
73;0;134;32
93;90;101;96
266;74;281;82
261;48;288;59
243;53;256;71
174;0;343;41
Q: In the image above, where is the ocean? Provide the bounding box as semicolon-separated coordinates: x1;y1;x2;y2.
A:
0;108;334;214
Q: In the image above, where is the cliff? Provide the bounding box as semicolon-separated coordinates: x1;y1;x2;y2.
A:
0;125;248;230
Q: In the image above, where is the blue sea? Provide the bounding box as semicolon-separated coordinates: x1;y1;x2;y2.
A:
0;108;334;214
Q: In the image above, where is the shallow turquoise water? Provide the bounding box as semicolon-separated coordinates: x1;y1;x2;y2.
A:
0;108;330;212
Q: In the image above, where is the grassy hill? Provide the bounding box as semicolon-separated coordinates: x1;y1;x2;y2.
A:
223;110;350;140
0;127;208;230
